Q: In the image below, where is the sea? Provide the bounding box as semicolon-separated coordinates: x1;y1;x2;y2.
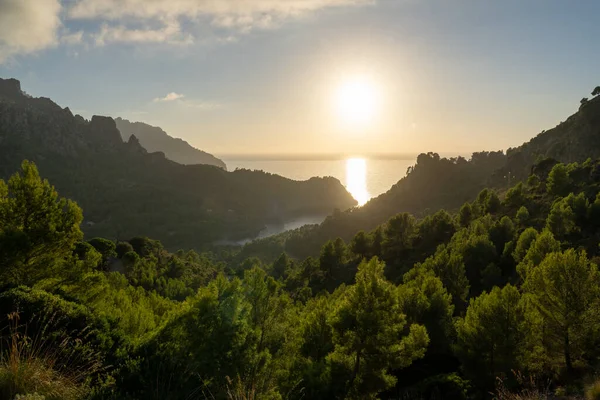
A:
223;157;416;206
219;156;417;242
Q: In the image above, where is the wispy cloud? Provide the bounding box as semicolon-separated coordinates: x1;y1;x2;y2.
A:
94;20;193;46
153;92;185;102
152;93;221;110
68;0;373;24
68;0;373;44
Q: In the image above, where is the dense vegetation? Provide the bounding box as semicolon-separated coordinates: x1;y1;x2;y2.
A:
0;78;355;251
3;153;600;399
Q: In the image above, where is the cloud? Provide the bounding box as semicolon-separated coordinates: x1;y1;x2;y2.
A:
94;19;193;46
154;92;185;102
0;0;62;63
68;0;372;42
68;0;372;21
151;92;221;110
0;0;372;62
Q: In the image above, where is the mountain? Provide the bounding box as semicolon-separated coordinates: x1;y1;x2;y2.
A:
239;91;600;261
114;117;227;169
0;78;356;250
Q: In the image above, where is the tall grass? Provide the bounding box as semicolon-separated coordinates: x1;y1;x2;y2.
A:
0;312;104;400
225;376;256;400
493;371;553;400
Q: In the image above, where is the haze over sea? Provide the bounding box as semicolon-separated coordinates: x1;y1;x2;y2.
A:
219;155;423;242
222;156;416;206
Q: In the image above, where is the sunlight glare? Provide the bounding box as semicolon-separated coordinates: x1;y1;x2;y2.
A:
334;76;380;127
346;158;370;206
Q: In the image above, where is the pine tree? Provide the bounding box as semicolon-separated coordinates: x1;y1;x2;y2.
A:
328;258;429;399
523;250;600;372
0;161;83;286
456;285;526;389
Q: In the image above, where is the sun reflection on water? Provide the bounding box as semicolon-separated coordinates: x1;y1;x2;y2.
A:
345;158;370;206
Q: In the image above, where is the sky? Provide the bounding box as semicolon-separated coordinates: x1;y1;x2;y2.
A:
0;0;599;157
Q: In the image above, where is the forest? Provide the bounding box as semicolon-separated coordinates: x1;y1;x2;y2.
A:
2;154;600;400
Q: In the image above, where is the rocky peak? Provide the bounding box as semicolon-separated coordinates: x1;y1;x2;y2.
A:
0;78;23;99
126;134;148;154
88;115;124;147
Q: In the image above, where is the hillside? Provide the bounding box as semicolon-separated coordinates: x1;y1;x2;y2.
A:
239;92;600;261
496;94;600;182
0;78;356;250
115;117;227;169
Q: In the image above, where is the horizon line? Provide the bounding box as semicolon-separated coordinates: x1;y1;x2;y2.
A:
217;152;476;161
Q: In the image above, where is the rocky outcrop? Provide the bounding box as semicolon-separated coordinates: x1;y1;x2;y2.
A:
126;134;148;154
0;79;22;100
88;115;123;148
115;117;226;169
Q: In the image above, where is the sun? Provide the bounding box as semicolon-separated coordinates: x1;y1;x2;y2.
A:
334;76;380;127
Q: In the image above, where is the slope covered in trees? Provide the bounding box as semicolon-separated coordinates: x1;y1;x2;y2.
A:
498;91;600;182
3;153;600;398
115;117;227;169
236;89;600;262
0;78;356;250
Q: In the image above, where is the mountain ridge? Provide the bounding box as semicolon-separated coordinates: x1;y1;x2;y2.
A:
0;78;356;250
497;94;600;182
115;117;226;169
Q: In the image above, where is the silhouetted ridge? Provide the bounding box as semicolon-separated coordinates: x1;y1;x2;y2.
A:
499;94;600;181
115;117;226;169
0;77;356;250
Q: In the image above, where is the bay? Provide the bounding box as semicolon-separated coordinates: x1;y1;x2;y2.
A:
223;157;416;206
219;157;416;243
